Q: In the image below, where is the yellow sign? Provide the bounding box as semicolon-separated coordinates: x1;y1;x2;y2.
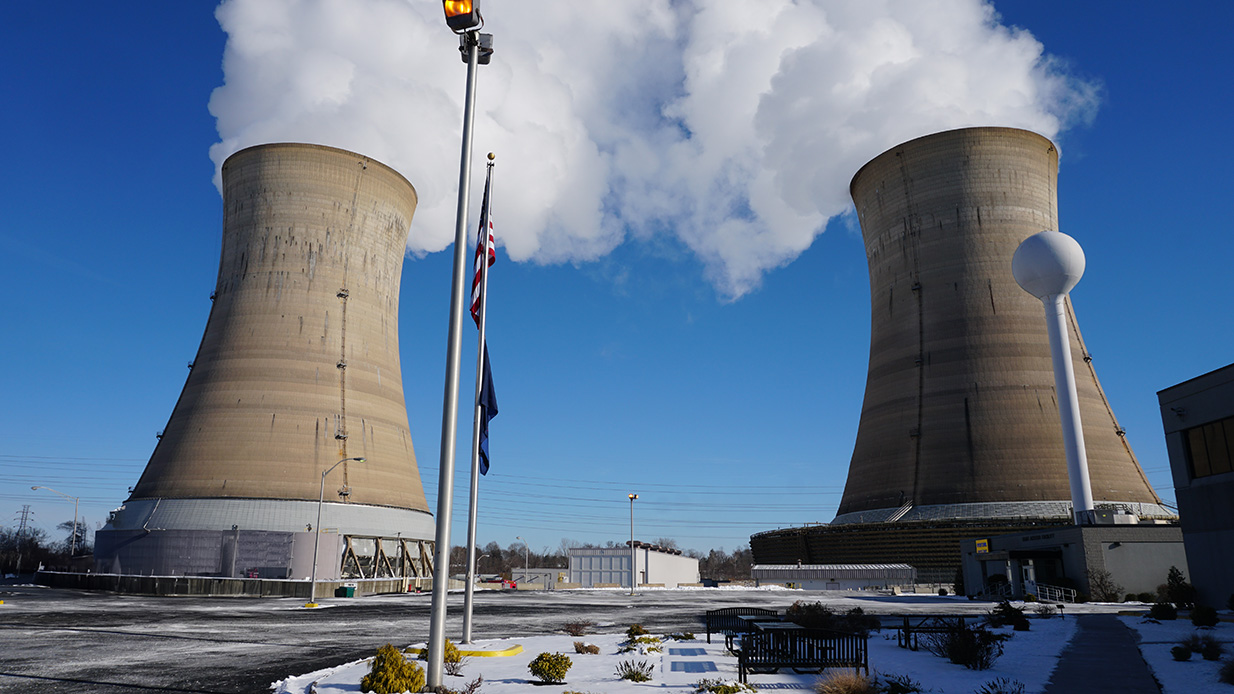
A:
975;539;989;554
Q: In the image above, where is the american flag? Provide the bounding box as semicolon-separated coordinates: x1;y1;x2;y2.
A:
470;176;495;328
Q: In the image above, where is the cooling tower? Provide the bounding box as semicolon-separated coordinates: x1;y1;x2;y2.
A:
95;143;434;583
834;127;1167;523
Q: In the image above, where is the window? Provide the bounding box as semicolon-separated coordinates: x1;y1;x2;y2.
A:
1184;416;1234;479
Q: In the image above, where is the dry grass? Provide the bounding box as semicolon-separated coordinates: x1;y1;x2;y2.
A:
813;670;878;694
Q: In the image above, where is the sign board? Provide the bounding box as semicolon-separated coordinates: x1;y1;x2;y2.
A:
975;539;989;554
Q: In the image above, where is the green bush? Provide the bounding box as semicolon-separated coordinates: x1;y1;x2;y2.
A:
626;623;649;638
974;677;1026;694
1170;645;1192;661
361;644;426;694
1165;566;1197;608
574;641;600;655
694;678;755;694
1190;605;1219;627
615;659;654;682
666;632;696;641
415;638;461;663
1149;602;1178;621
528;652;572;684
988;601;1030;631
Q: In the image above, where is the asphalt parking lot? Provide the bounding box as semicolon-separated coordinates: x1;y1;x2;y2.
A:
0;581;1032;693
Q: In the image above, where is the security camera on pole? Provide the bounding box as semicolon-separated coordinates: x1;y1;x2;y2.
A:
1012;230;1095;525
428;0;493;687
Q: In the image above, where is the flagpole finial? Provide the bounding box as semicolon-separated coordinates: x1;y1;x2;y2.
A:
487;152;495;161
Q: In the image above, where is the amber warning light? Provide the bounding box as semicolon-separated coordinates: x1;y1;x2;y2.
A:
443;0;482;31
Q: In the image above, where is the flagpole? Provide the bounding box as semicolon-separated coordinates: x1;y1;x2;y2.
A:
427;29;482;690
463;154;495;644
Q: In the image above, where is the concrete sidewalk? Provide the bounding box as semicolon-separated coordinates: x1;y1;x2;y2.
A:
1043;614;1160;694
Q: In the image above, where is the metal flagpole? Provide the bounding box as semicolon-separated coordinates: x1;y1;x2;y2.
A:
427;29;482;690
463;155;495;643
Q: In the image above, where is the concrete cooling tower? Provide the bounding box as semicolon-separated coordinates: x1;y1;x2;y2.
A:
95;143;434;587
751;128;1172;581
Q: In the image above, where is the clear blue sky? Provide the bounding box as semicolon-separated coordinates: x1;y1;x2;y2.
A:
2;2;1232;557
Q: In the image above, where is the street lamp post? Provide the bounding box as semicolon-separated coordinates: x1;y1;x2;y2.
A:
628;493;638;595
306;457;365;608
428;0;493;686
32;486;78;558
515;535;529;584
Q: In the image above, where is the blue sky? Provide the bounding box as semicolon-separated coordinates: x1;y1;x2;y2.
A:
2;1;1232;557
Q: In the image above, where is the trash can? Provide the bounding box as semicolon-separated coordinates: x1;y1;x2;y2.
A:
334;585;356;598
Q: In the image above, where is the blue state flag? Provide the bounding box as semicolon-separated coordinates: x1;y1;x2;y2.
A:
478;343;498;475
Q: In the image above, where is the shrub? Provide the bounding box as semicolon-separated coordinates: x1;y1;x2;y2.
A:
436;676;483;694
786;602;880;635
921;623;1007;670
528;652;572;684
1191;605;1219;627
1149;603;1178;621
1165;566;1197;608
694;678;755;694
988;601;1030;631
1220;659;1234;685
626;623;649;638
615;659;654;682
1170;645;1192;661
666;632;696;641
1023;593;1037;603
1034;604;1056;618
562;620;594;637
1201;639;1224;661
974;677;1026;694
361;644;426;694
879;673;924;694
619;635;664;654
574;641;600;655
1124;593;1138;603
416;638;461;664
1087;569;1124;603
939;588;949;596
813;670;878;694
1138;592;1155;603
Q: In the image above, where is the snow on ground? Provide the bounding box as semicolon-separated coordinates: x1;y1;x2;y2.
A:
272;607;1078;694
1122;615;1234;694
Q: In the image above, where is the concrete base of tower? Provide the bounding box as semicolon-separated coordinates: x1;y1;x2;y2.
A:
94;497;435;581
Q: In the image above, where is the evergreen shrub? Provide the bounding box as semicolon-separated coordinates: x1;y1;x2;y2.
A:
361;644;426;694
528;652;572;683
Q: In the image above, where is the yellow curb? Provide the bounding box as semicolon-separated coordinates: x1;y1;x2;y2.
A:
404;644;523;658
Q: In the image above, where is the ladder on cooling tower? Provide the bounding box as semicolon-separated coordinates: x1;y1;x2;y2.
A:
885;499;914;523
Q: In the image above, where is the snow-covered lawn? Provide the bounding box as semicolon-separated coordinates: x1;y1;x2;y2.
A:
273;613;1078;694
1122;615;1234;694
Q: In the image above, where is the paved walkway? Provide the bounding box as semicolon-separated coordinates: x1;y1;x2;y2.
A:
1043;614;1160;694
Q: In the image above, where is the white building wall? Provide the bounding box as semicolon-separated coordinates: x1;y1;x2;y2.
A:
568;546;699;588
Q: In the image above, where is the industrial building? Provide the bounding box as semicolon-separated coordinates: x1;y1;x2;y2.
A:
567;542;700;589
93;144;434;590
1159;363;1234;607
751;564;916;591
752;128;1174;582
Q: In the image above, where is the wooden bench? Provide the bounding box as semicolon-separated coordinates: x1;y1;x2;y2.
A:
737;627;868;683
704;607;778;644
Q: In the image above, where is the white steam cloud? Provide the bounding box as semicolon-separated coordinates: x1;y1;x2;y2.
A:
209;0;1098;299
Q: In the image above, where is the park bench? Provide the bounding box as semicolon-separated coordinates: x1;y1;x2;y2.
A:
737;626;868;683
895;615;969;651
704;607;778;644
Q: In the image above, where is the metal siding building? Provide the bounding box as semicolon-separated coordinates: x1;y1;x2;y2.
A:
568;544;700;588
752;564;916;590
95;144;434;582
